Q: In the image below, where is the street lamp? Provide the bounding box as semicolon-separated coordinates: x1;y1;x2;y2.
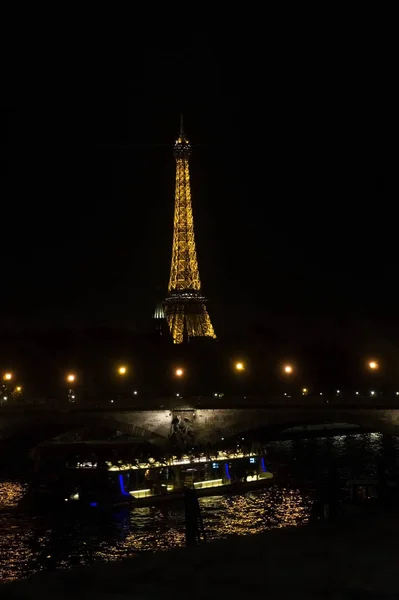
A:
116;366;129;404
175;368;184;377
235;362;245;371
283;365;293;374
15;386;22;393
66;373;76;404
1;373;14;405
368;360;379;370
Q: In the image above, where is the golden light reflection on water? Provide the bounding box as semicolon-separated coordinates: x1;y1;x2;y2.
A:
1;431;393;583
0;481;312;583
0;526;39;583
0;482;40;582
0;481;26;508
199;486;312;539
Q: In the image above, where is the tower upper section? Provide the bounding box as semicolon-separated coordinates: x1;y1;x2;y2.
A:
168;116;201;293
174;114;192;160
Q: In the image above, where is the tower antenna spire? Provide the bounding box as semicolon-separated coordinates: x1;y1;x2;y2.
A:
180;113;184;137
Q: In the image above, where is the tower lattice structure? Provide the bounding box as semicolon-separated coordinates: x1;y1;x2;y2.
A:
163;117;216;344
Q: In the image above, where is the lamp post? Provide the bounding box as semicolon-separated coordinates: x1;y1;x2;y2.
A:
233;361;246;399
66;373;76;404
13;385;23;403
281;364;295;398
116;365;129;404
1;372;13;405
366;360;380;399
172;367;185;398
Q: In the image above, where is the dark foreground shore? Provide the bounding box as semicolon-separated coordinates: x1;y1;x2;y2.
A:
2;508;399;599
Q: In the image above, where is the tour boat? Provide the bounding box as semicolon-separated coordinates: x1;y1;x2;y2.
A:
23;447;274;511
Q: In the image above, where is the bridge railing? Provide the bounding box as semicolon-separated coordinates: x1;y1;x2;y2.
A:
1;395;399;412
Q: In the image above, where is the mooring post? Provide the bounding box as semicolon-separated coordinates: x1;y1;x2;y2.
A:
184;486;206;546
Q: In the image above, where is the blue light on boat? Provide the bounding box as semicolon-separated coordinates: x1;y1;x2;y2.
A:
119;474;130;496
90;502;98;507
261;457;267;472
225;463;231;480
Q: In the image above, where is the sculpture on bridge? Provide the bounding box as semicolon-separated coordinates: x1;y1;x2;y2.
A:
169;413;195;448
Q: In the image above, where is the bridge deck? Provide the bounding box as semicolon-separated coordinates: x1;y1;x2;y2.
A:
1;395;399;413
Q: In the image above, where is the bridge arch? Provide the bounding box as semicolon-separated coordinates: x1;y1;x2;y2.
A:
193;408;399;444
0;412;169;447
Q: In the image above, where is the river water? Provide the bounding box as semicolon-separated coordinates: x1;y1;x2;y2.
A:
1;431;398;583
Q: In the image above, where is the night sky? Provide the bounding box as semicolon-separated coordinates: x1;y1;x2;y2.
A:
0;30;389;347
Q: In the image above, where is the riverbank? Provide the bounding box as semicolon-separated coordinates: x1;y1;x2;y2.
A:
3;506;399;598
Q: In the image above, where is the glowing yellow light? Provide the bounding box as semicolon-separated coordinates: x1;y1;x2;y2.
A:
118;366;127;375
194;479;223;489
130;489;151;498
302;388;308;394
16;386;22;392
164;126;216;344
3;373;12;381
66;374;75;383
284;365;293;374
235;362;244;371
175;368;184;377
368;361;378;370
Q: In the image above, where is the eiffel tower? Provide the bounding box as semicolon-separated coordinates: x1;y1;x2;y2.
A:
163;116;216;344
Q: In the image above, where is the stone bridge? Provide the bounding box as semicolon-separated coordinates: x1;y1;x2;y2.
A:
1;396;399;446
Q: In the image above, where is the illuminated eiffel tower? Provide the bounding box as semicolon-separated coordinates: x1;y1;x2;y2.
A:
163;116;216;344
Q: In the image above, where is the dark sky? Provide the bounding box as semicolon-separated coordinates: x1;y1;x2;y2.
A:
0;29;389;342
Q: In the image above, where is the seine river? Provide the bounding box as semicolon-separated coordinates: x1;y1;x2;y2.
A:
1;432;398;583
